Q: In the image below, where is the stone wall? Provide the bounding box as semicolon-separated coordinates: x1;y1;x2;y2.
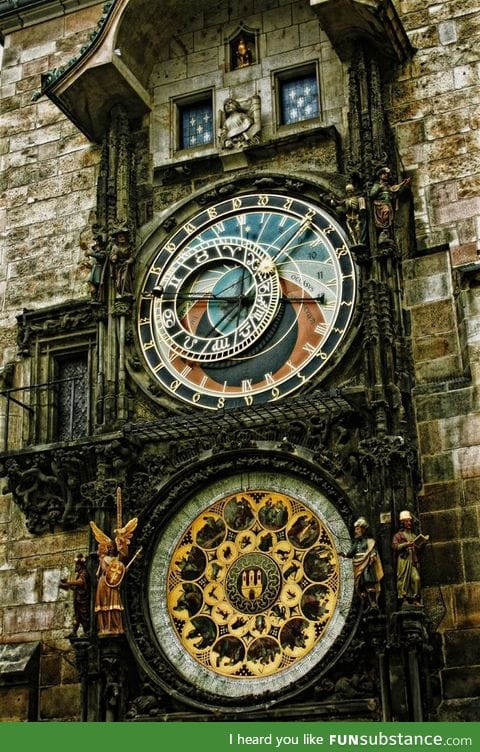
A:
0;3;103;368
0;487;89;720
0;3;101;721
393;0;480;719
391;1;480;266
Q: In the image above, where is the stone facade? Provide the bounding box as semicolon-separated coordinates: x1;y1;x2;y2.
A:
0;0;479;722
391;0;480;721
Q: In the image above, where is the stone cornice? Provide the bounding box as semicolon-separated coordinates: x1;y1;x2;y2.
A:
0;0;101;38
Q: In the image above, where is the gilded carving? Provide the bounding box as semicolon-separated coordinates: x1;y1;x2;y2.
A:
165;489;340;679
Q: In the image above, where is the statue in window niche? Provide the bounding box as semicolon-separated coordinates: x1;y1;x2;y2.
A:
85;230;107;301
235;38;253;68
218;95;261;150
369;166;412;243
109;223;134;297
339;517;384;608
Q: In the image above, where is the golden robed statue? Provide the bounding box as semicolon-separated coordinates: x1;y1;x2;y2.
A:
90;488;141;636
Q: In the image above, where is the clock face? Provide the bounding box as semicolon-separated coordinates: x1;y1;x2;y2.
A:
148;471;354;700
138;192;356;409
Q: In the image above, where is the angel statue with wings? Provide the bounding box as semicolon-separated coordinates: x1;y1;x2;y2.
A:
218;95;261;150
90;488;141;636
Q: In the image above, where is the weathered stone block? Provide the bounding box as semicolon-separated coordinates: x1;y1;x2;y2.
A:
0;687;29;721
463;541;480;582
3;604;57;634
453;64;480;90
404;251;450;280
193;25;222;53
444;628;480;666
411;300;456;337
413;389;475;430
434;196;480;226
263;5;292;32
42;569;63;603
202;0;229;25
299;19;320;47
0;570;39;606
454;445;480;479
254;0;279;11
451;243;480;267
425;108;470;141
414;333;458;362
453;583;480;629
416;354;462;382
438;20;457;45
186;48;219;78
40;652;62;686
64;3;104;35
266;25;300;56
419;480;463;513
421;507;477;543
442;666;480;700
405;273;451;306
437;698;480;722
421;541;463;586
9;531;88;561
40;684;81;720
152;56;187;85
464;477;480;506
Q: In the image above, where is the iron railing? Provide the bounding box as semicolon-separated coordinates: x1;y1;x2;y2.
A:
0;376;86;452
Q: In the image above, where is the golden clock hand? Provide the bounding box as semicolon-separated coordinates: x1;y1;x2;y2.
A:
267;219;313;265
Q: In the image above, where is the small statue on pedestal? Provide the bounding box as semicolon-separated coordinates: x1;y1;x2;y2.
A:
392;510;429;607
339;517;384;608
369;166;412;243
59;553;90;637
85;231;107;301
109;224;134;297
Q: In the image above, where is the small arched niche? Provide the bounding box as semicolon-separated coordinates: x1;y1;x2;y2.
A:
226;25;259;72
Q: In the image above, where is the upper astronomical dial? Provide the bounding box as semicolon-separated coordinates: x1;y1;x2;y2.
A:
154;236;281;362
138;192;356;409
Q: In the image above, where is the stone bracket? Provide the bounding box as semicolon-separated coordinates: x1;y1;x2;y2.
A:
310;0;414;64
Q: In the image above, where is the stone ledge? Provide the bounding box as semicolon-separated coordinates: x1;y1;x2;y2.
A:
0;1;101;37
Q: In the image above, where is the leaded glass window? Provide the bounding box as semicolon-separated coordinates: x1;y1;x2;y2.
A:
279;73;319;125
179;99;214;149
55;355;88;441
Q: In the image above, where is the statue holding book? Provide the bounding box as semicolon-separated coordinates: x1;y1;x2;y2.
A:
392;510;429;606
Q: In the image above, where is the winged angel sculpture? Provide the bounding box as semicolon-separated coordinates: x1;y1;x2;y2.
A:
90;491;141;635
218;95;261;150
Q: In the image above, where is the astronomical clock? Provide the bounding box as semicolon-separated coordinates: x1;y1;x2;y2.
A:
123;181;364;713
5;0;428;723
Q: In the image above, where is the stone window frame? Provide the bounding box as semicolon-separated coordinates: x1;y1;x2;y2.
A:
33;338;94;446
273;61;321;133
15;311;97;450
172;89;216;155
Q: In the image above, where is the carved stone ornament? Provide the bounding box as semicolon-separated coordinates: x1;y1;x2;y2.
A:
1;447;94;533
218;95;261;150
